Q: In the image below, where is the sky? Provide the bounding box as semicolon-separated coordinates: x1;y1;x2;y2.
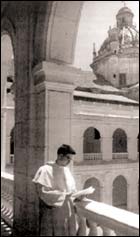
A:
74;1;139;71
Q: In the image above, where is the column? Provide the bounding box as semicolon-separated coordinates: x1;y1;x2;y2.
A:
127;136;138;161
6;135;11;165
33;62;82;164
1;109;7;172
101;136;112;161
127;180;139;213
100;176;112;205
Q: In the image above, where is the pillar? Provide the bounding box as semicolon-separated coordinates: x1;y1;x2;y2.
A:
128;136;138;161
100;175;112;205
1;108;7;171
33;62;79;163
127;178;139;213
101;136;112;161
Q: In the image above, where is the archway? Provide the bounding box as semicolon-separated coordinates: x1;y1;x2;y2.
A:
113;175;127;210
137;134;139;153
83;127;101;160
84;177;101;201
1;33;15;172
112;128;128;159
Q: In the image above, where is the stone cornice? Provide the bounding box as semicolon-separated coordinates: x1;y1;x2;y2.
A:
33;61;85;86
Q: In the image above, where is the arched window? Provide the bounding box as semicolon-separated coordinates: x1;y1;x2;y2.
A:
113;175;127;210
84;177;100;201
10;127;15;163
113;128;127;153
137;134;139;153
1;33;15;171
83;127;101;153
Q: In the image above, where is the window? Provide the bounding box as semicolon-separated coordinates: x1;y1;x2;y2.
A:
119;73;126;87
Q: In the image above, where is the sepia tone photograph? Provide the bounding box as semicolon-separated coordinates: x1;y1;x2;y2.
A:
1;1;139;236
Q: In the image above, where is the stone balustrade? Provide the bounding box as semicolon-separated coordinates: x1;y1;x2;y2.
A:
1;173;139;236
75;198;139;236
1;172;14;227
112;152;128;159
84;153;102;160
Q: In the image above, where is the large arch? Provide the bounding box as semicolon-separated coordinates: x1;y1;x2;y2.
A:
112;128;127;153
1;32;15;171
34;1;84;65
83;127;101;153
137;134;139;153
112;175;127;210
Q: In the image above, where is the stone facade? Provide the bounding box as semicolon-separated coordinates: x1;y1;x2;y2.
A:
1;2;139;235
90;6;139;89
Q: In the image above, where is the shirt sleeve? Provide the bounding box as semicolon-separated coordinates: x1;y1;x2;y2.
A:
36;184;66;207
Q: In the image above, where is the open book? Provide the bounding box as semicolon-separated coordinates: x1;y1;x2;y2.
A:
71;186;95;200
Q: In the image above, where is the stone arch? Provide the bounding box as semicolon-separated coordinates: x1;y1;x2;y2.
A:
83;127;101;153
34;1;84;66
1;17;16;59
112;128;127;153
84;177;101;201
1;23;15;171
112;175;127;210
10;127;15;164
137;134;139;152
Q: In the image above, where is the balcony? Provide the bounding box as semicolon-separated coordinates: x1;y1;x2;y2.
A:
84;153;102;160
112;152;128;160
1;172;139;236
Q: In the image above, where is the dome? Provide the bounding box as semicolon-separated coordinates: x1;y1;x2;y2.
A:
117;7;134;17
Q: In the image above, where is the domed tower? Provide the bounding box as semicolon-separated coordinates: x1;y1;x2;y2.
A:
90;5;139;89
116;6;134;29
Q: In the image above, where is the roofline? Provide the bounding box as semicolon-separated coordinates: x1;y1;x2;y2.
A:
74;95;139;106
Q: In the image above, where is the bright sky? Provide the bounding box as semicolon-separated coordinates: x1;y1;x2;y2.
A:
74;1;139;71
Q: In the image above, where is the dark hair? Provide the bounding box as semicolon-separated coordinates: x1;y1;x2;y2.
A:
57;144;76;155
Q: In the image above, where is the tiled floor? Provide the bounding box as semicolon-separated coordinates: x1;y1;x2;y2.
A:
1;219;12;236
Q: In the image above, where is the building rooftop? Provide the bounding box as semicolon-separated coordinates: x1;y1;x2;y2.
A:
74;90;139;105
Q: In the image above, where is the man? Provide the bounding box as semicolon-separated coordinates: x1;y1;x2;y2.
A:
32;144;77;236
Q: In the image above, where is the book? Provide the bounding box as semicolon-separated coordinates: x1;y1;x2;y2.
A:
71;186;95;200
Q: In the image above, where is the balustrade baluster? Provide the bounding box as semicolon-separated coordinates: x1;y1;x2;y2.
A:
102;226;113;236
77;215;87;236
87;220;98;236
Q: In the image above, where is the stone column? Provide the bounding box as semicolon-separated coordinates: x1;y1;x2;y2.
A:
1;108;7;172
6;135;11;165
72;132;83;163
127;136;138;161
33;62;82;164
101;136;112;161
127;179;139;213
100;175;112;205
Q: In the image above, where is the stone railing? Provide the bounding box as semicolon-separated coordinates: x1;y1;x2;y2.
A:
1;172;14;227
84;153;102;160
75;198;139;236
1;173;139;236
112;152;128;160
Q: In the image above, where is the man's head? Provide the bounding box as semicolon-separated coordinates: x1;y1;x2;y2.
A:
56;144;76;166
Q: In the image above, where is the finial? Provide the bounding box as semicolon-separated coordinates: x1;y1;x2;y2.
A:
93;43;96;58
122;1;126;7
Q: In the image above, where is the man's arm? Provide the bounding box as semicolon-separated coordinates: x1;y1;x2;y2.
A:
36;184;66;207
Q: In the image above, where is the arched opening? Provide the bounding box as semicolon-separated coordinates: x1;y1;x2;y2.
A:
10;127;15;164
113;175;127;210
112;128;128;159
83;127;102;160
137;134;139;153
1;33;15;173
84;177;100;201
